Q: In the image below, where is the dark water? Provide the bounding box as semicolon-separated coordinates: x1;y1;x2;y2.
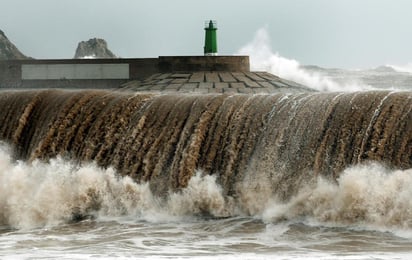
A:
0;89;411;259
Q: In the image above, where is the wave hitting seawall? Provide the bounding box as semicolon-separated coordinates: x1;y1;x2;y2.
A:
0;91;410;189
1;90;411;193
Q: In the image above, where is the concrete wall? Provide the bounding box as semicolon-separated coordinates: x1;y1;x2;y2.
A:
158;56;249;72
0;56;249;88
22;64;129;80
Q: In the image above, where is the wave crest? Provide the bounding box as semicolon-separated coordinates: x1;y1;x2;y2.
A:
237;28;372;92
1;142;411;232
262;163;412;229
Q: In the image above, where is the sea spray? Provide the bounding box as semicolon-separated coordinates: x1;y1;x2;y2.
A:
262;163;412;229
238;28;373;92
0;145;233;229
388;63;412;74
1;143;412;232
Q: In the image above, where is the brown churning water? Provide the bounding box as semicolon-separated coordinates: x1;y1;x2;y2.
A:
0;90;410;202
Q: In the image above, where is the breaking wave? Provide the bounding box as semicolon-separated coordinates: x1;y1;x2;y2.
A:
387;63;412;74
238;28;373;92
1;144;412;233
0;144;230;229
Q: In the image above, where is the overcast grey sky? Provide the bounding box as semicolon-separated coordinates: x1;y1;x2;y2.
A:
1;0;411;68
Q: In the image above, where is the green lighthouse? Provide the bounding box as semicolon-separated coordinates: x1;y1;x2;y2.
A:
204;20;218;56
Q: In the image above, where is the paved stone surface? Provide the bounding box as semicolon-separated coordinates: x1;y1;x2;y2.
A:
121;71;314;94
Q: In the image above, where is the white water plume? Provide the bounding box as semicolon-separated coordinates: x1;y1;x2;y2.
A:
238;28;372;92
1;142;412;232
387;63;412;74
262;163;412;230
0;144;230;229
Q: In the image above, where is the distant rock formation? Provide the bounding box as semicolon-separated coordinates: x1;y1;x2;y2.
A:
74;38;117;59
0;29;30;60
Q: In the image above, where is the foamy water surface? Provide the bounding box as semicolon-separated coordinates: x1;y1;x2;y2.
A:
0;145;412;259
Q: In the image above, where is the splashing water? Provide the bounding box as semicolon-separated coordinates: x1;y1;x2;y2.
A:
387;63;412;74
0;144;231;229
1;142;412;233
262;163;412;231
238;28;373;92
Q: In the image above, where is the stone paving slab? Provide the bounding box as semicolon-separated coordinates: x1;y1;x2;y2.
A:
245;72;266;81
214;82;229;89
171;73;191;78
193;88;209;94
165;83;182;90
180;83;198;90
189;72;204;82
238;88;254;94
219;72;237;82
208;88;223;93
223;88;238;93
198;82;214;89
258;81;277;90
171;78;188;84
125;71;315;94
156;73;172;80
158;78;173;84
231;72;261;88
205;72;221;82
256;72;281;81
230;82;246;89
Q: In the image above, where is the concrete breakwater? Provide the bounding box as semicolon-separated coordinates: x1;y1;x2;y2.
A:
0;55;315;93
0;56;249;89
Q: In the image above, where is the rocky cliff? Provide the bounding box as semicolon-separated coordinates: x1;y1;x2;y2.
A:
74;38;117;59
0;30;30;60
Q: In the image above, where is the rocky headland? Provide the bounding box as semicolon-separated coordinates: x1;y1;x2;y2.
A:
0;30;30;60
74;38;117;59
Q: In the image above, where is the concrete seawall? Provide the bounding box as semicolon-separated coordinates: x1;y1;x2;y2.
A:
0;56;249;89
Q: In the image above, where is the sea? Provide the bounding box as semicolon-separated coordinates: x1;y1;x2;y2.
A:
1;32;412;258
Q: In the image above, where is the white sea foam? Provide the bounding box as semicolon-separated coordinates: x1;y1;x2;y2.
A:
1;143;411;234
238;28;373;92
387;63;412;74
261;163;412;233
0;144;230;229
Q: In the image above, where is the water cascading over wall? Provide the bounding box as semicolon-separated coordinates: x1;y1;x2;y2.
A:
0;90;411;201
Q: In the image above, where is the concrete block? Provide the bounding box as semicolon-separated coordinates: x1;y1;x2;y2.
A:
193;88;209;94
255;72;280;81
219;72;237;82
172;78;188;84
230;82;246;89
238;88;254;94
180;83;198;90
214;82;229;89
258;81;277;89
171;73;191;78
245;72;266;81
208;88;223;93
224;88;238;93
198;82;213;89
189;72;205;82
205;72;221;82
